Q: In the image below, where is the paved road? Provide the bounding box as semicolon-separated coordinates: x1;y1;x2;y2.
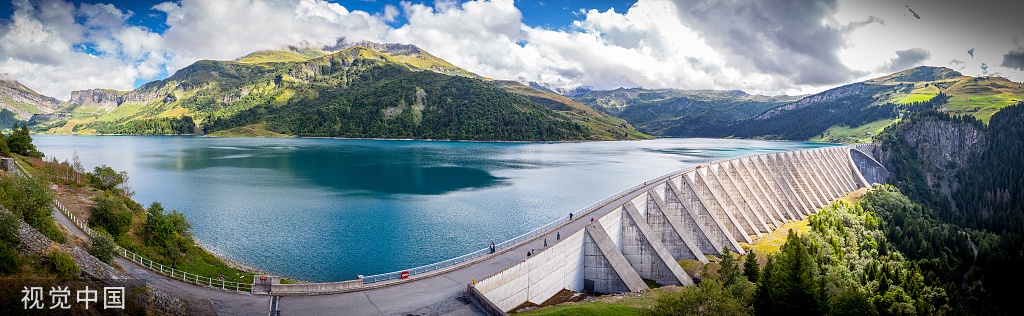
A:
49;176;665;315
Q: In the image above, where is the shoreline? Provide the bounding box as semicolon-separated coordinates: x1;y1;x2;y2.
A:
193;241;269;276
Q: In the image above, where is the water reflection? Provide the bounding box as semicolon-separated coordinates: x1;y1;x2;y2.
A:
149;143;505;195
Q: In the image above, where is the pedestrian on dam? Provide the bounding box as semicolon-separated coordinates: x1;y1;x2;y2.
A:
544;238;548;247
490;242;495;254
569;213;573;220
557;232;560;241
526;250;530;258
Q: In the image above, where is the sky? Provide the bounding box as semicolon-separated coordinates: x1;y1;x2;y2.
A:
0;0;1022;100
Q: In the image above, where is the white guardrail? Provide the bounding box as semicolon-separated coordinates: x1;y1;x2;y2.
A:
360;168;687;284
14;160;253;292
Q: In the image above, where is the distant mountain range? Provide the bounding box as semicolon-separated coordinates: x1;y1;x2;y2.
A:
4;42;1021;144
10;42;647;141
570;66;1024;143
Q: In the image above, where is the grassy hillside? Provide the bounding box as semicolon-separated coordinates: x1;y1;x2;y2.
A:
38;43;646;141
687;66;1024;142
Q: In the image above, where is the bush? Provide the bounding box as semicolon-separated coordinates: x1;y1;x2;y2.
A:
144;202;191;264
49;250;79;281
89;230;118;263
0;212;19;275
87;165;129;193
89;194;133;237
0;174;65;243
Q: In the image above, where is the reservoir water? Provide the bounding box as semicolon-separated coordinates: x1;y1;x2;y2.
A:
33;136;833;282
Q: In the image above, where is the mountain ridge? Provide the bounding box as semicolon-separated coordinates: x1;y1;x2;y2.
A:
26;43;647;141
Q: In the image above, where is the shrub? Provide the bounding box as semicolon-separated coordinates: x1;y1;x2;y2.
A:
87;165;129;193
89;230;118;263
50;250;79;281
0;173;65;243
0;212;19;275
89;194;133;237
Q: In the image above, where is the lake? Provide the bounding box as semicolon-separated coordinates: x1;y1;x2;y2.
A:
33;135;833;282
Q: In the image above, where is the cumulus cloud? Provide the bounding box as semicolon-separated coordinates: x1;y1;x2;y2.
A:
671;0;866;88
155;0;389;70
0;0;166;99
881;48;931;72
4;0;1024;100
0;0;391;99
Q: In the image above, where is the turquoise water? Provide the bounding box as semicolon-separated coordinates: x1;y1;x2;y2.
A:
33;136;832;282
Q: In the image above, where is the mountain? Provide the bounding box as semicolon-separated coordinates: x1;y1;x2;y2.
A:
572;88;802;136
0;79;61;128
642;66;1023;143
568;66;1022;143
33;43;647;141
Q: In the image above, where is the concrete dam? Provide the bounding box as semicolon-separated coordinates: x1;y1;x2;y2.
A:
472;145;887;313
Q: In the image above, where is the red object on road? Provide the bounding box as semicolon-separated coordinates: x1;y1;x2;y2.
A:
401;271;409;279
696;165;702;169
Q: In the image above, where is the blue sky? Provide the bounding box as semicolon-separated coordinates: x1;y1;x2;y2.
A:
0;1;637;34
0;0;1021;100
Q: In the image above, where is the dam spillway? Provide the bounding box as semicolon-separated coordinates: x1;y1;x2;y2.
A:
473;145;886;313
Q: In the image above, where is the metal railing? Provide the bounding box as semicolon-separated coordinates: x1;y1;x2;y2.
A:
16;159;253;292
361;169;686;284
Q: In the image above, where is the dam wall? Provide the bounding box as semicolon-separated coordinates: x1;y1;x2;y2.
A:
477;145;881;312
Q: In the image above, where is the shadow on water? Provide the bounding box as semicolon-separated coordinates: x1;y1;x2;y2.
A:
152;142;506;195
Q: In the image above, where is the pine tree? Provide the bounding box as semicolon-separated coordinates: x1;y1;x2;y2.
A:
744;251;760;283
720;246;742;286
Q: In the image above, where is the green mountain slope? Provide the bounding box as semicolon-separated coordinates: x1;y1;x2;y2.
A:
0;79;60;126
38;43;646;141
688;66;1024;142
572;88;802;136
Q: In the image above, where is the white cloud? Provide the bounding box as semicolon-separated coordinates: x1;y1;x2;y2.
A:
0;0;392;99
2;0;1023;100
154;0;390;70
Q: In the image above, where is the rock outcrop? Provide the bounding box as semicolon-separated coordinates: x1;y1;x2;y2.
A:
876;117;986;210
0;79;61;119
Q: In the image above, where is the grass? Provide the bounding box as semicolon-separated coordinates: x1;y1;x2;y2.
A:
810;118;896;144
517;301;644;316
895;84;939;104
943;93;1022;123
751;218;810;256
236;49;324;64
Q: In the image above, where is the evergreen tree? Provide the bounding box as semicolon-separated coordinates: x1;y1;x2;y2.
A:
755;230;822;316
744;252;760;283
720;246;742;286
0;132;10;157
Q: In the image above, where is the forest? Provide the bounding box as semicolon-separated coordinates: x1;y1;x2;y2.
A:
700;91;949;140
207;63;589;141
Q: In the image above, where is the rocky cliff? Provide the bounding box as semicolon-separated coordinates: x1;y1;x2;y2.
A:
0;79;60;119
68;88;163;111
876;117;986;211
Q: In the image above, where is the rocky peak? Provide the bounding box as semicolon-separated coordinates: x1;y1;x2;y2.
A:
0;79;61;119
68;88;161;110
755;83;865;120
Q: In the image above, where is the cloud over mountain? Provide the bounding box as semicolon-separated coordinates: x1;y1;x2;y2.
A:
0;0;1022;100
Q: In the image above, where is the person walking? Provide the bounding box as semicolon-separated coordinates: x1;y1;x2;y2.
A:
544;238;548;247
490;241;495;254
557;232;560;241
569;213;573;220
